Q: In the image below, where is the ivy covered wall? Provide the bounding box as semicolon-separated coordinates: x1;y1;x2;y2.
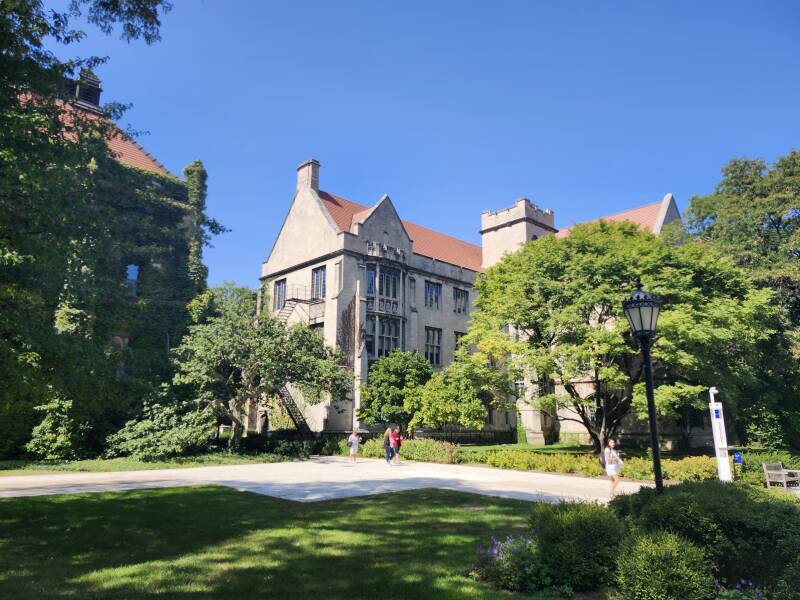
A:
0;151;220;459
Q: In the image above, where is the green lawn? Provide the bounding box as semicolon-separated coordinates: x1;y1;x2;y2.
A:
0;452;291;477
0;486;552;599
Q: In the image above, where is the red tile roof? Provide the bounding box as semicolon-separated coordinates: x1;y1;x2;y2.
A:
555;200;665;239
318;191;483;272
106;130;170;175
63;101;171;175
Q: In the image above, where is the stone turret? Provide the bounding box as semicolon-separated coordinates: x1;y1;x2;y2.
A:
480;198;556;269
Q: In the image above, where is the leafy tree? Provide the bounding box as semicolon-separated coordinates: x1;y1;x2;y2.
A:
468;221;784;452
668;151;800;446
681;152;800;331
358;351;432;430
405;349;510;433
172;285;351;447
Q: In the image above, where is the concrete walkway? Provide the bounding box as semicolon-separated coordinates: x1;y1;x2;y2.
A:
0;457;647;503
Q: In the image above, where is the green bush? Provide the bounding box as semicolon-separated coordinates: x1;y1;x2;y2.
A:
484;449;605;476
105;397;216;461
241;436;346;457
341;437;460;463
610;480;800;589
619;456;719;482
400;439;460;463
469;533;544;594
529;501;625;590
772;554;800;600
616;532;715;600
740;449;800;472
26;393;92;460
662;456;719;481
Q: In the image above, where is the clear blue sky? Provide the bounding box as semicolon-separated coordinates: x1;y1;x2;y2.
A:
58;1;800;287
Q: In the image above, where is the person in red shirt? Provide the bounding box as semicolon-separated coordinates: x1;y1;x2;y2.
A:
390;427;403;465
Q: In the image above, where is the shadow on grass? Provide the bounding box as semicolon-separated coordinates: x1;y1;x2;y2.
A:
0;486;538;599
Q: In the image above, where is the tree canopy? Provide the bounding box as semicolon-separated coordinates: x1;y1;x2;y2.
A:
467;220;788;451
172;285;351;445
678;151;800;339
358;351;432;430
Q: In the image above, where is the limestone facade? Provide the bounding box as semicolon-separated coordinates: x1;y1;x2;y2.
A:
258;159;699;446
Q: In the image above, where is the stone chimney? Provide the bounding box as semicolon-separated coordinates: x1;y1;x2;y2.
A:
296;159;320;192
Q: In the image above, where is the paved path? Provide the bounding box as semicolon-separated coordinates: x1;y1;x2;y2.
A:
0;457;647;503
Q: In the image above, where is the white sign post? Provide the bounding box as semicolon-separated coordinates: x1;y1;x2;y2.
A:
708;386;732;481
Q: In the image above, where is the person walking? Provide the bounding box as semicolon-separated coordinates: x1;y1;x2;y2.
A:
383;427;394;464
347;430;361;464
604;439;623;497
390;427;403;465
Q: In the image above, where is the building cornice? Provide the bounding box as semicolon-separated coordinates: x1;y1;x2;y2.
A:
261;249;478;287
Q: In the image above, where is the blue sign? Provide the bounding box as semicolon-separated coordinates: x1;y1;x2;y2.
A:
733;451;743;464
714;409;721;419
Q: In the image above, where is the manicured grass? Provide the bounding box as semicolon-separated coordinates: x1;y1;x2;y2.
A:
0;452;291;477
0;486;546;599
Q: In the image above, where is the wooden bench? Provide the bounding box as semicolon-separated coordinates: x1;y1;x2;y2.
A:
763;463;800;493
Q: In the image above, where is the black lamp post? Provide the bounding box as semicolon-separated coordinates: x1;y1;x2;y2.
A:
622;280;664;494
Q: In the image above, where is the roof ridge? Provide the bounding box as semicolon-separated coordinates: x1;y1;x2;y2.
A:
318;189;482;271
585;198;664;220
319;189;480;248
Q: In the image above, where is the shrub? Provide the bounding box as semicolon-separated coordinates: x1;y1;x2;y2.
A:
400;439;460;463
621;456;718;482
610;480;800;589
469;533;543;593
529;501;625;590
773;554;800;600
106;397;216;461
479;449;717;481
241;436;346;457
662;456;719;481
715;581;768;600
341;437;460;463
616;531;715;600
26;393;91;460
349;438;386;459
740;449;800;473
484;449;604;476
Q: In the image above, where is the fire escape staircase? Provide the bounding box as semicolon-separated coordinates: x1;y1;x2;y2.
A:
277;385;313;438
273;286;318;438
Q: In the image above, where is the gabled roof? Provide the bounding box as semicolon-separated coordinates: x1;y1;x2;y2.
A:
106;130;170;175
53;98;172;176
555;194;678;239
318;191;483;272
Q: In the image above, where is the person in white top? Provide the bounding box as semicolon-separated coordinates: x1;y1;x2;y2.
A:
347;430;361;464
604;439;623;497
